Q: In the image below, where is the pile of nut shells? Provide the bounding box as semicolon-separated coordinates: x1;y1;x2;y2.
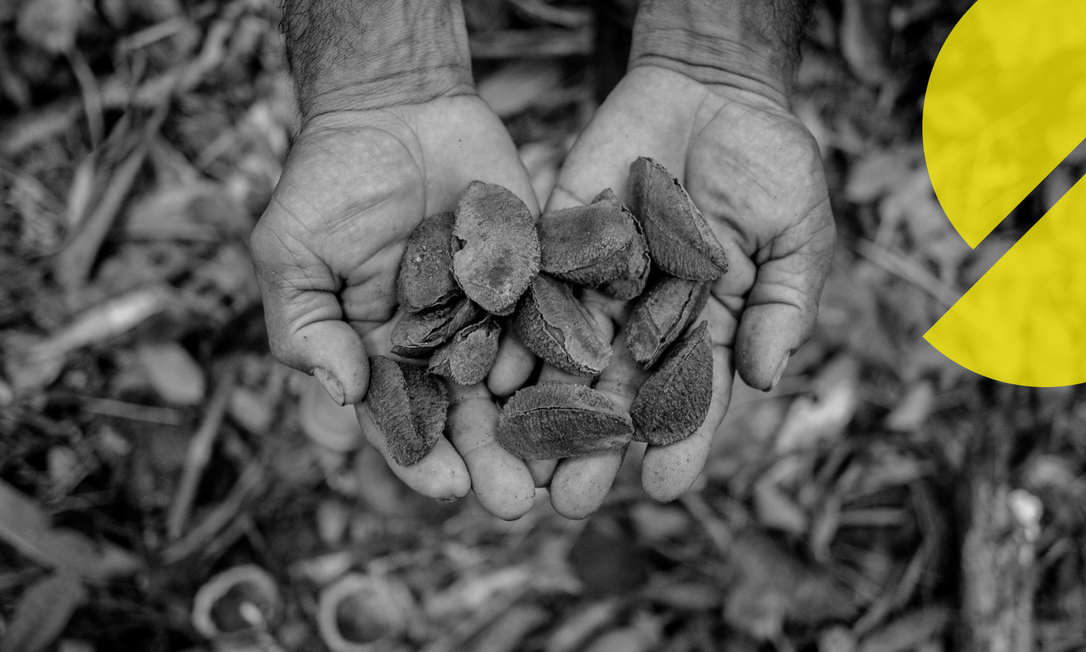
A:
366;157;728;467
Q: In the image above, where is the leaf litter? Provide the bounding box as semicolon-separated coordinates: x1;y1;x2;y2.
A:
0;0;1081;650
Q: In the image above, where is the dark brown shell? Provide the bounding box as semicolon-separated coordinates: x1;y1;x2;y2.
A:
538;189;649;299
628;157;728;282
631;322;713;446
397;211;460;313
624;276;710;368
452;181;540;316
367;356;448;465
513;275;612;377
391;299;484;358
497;382;632;460
428;319;501;386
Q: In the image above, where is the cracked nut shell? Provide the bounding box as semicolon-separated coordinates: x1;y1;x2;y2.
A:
366;356;448;465
497;382;633;459
628;157;728;281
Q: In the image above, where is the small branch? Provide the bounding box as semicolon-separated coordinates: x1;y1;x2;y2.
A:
166;366;237;540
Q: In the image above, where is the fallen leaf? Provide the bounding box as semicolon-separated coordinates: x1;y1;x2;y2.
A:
774;356;860;453
137;341;206;405
724;530;857;640
0;571;86;652
0;479;142;580
857;607;951;652
477;60;562;118
17;0;85;53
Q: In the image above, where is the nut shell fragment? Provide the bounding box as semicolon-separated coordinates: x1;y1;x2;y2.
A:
367;356;448;466
538;189;649;299
631;321;713;445
398;211;459;312
513;274;612;377
452;181;541;315
628;157;728;281
428;319;501;386
497;382;633;459
391;298;484;358
625;276;710;368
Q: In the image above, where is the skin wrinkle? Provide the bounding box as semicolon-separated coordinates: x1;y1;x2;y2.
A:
281;0;473;118
631;0;813;102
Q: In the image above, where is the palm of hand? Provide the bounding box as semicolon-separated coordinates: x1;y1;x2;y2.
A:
537;65;835;516
251;96;541;515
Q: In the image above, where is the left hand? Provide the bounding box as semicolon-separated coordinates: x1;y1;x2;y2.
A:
527;64;836;518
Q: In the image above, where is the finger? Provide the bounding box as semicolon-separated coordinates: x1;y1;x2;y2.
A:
730;198;836;390
512;295;618;492
549;451;625;519
446;381;536;520
641;341;733;502
354;322;471;500
488;330;536;398
250;222;369;405
355;402;470;500
547;310;641;520
529;362;592;491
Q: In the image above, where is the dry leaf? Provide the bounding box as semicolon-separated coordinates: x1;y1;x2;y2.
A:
477;59;562;118
0;571;86;652
137;341;206;405
774;356;860;453
17;0;85;53
0;480;141;580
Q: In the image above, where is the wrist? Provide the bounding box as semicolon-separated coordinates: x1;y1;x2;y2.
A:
628;0;809;105
283;0;474;120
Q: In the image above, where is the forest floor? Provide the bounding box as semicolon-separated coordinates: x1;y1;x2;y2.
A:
1;0;1084;651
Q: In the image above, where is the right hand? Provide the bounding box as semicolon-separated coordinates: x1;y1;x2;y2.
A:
249;97;540;519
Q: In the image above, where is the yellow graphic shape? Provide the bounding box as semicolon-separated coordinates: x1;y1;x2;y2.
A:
925;178;1086;386
924;0;1086;248
923;0;1086;386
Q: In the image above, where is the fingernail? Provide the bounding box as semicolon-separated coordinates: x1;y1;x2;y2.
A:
314;368;345;406
768;355;790;392
437;496;461;503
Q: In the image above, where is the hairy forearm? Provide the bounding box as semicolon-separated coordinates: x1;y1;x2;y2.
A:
281;0;474;119
630;0;813;102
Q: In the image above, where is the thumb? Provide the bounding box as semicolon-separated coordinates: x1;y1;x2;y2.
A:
250;221;369;405
731;203;836;390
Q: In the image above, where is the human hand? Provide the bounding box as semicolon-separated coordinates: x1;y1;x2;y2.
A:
250;96;542;519
531;33;835;517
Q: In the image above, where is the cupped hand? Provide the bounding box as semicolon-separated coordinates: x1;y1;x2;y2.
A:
249;97;539;519
530;65;836;518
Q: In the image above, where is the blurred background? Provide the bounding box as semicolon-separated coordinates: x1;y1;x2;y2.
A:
1;0;1085;650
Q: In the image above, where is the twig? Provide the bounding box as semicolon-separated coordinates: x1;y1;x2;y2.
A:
160;461;263;564
79;397;183;426
680;493;734;556
166;366;237;539
66;49;104;148
469;28;591;59
54;103;168;291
